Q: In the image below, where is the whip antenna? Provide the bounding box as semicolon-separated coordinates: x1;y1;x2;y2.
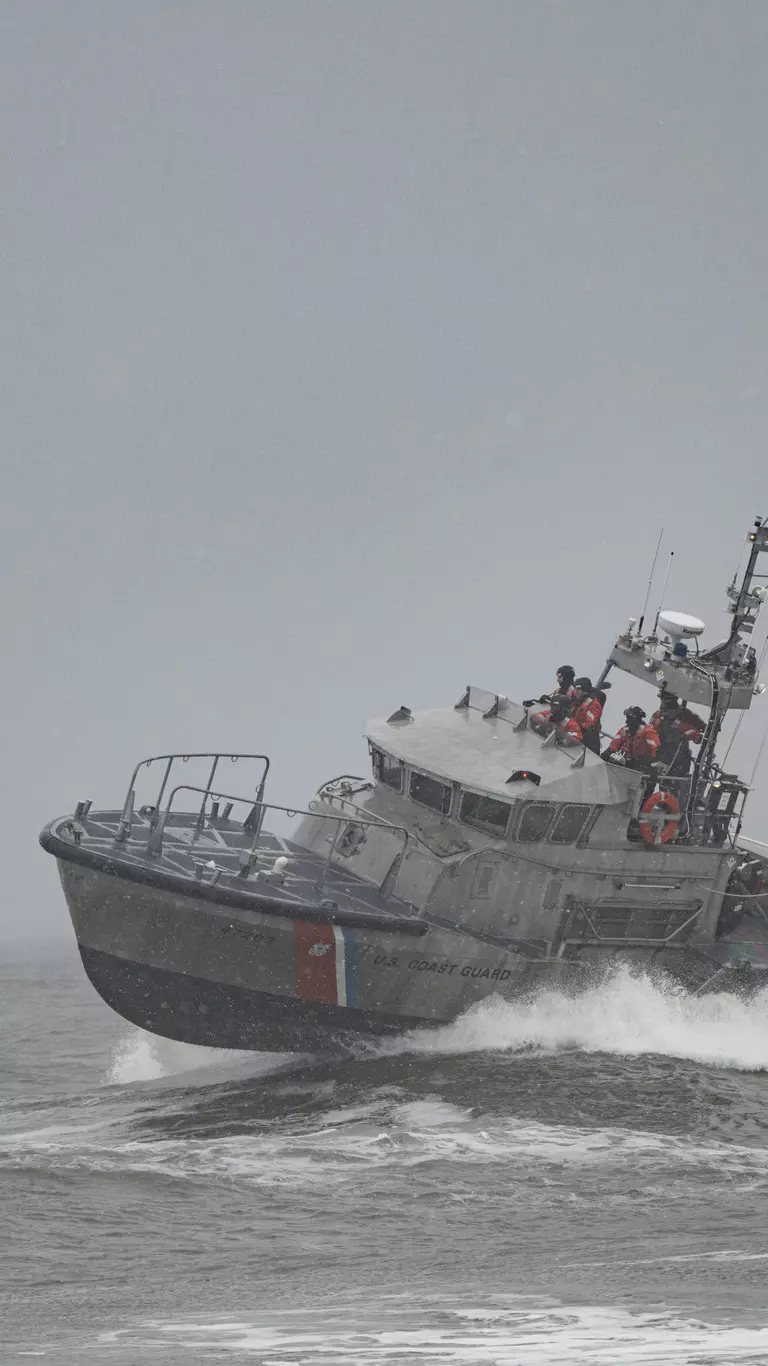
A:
637;528;664;635
652;551;675;635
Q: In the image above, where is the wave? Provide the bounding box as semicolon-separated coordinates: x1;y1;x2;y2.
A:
4;1094;768;1186
385;967;768;1071
100;1299;768;1363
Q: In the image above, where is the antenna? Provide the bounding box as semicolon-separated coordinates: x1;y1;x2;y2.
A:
652;551;675;635
637;528;664;635
747;715;768;790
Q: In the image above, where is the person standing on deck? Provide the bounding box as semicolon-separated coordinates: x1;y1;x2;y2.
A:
650;693;704;776
602;707;660;775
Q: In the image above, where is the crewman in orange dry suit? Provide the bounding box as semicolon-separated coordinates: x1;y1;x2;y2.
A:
603;707;660;773
572;677;603;754
523;665;579;711
531;694;583;745
552;665;578;701
649;694;705;776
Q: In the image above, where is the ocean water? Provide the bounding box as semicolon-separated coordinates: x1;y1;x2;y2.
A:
3;942;768;1363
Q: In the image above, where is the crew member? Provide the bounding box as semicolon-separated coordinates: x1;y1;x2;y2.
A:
572;677;603;753
602;707;660;774
552;665;578;701
649;694;704;777
532;694;583;745
523;665;578;710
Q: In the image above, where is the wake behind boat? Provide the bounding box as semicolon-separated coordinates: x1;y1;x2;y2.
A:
40;516;768;1052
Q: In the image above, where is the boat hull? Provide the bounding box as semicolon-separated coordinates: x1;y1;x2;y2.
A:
53;858;536;1051
76;943;422;1052
50;846;768;1053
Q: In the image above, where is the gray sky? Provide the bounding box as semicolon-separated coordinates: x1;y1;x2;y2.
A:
3;0;768;938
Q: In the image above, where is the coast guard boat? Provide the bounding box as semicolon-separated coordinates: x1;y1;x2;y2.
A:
40;518;768;1052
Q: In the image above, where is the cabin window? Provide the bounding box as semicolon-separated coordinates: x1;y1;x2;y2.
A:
515;802;555;843
549;804;592;845
459;791;511;837
372;749;403;793
409;770;453;815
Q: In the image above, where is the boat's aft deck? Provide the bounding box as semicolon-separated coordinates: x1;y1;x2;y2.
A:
48;808;422;925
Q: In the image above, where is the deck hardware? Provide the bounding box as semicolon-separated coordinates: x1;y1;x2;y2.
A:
387;706;412;725
506;770;541;786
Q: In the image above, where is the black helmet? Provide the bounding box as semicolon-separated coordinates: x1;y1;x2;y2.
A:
624;706;646;725
574;677;593;692
557;665;575;680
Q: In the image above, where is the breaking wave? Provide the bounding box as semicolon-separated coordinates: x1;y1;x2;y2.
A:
4;1094;768;1186
389;967;768;1071
101;1300;768;1363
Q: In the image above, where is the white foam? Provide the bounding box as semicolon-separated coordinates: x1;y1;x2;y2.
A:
105;1027;287;1086
6;1099;768;1186
386;967;768;1071
100;1301;768;1363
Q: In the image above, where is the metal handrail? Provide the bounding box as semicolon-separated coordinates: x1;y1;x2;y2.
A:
317;774;372;792
145;784;411;898
115;753;270;843
310;789;465;864
309;790;400;829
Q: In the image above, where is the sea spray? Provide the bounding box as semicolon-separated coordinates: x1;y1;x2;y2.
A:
385;965;768;1071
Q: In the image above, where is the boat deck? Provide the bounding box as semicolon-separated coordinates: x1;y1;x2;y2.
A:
43;808;426;933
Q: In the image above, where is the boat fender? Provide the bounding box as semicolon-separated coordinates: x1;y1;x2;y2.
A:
639;791;680;846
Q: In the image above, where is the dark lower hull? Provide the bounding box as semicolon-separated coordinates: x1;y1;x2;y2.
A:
79;944;425;1054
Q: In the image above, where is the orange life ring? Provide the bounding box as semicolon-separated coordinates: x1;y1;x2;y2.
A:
639;791;680;846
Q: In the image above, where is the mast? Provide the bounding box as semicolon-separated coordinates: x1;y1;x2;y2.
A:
703;517;768;664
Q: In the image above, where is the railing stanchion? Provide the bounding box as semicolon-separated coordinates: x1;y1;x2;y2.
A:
197;756;220;830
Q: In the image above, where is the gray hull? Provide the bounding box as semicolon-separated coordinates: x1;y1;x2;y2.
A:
47;830;768;1054
52;855;537;1051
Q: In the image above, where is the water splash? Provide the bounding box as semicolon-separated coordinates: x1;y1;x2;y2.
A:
388;967;768;1071
106;1029;267;1085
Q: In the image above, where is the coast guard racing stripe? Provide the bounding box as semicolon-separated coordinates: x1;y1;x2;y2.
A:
294;922;356;1007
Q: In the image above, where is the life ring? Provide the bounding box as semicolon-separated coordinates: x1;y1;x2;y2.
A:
639;791;680;846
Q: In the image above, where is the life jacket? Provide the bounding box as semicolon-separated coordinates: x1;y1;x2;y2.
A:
532;710;582;744
650;708;704;746
574;696;603;735
652;717;693;775
558;716;583;744
608;724;660;761
552;684;578;702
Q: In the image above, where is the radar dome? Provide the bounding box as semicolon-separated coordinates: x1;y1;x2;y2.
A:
657;610;705;644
